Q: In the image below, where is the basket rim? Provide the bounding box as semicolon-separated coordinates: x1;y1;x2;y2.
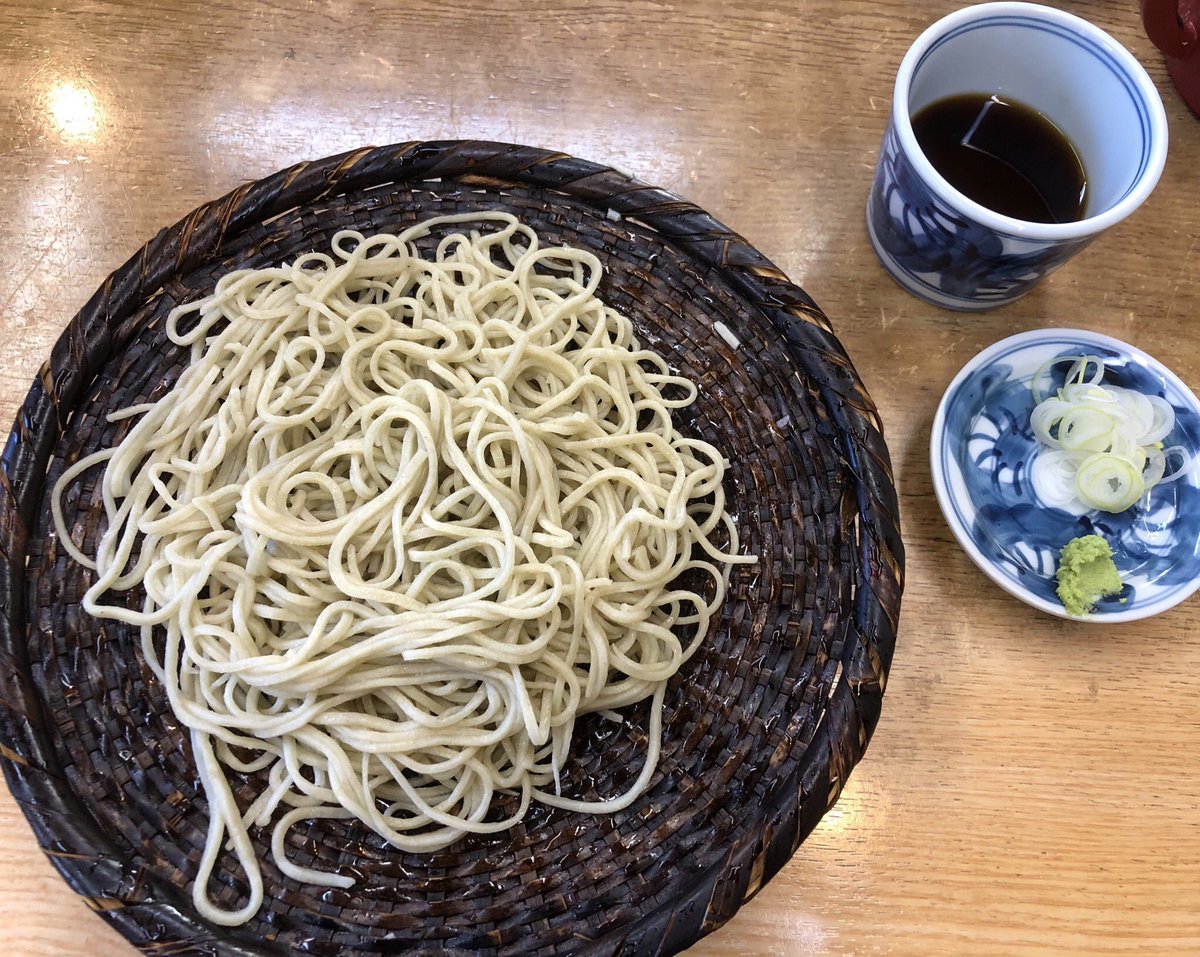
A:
0;139;903;957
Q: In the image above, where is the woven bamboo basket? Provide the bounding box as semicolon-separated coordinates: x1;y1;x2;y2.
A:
0;140;903;956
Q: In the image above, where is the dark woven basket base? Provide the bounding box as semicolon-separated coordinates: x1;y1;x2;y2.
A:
4;143;902;957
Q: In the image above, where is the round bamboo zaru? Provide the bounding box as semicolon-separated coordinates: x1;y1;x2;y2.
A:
0;141;903;956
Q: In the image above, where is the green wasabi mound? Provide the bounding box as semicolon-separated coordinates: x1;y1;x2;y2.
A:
1055;534;1123;616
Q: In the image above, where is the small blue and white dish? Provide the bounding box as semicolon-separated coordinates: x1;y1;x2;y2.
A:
931;328;1200;621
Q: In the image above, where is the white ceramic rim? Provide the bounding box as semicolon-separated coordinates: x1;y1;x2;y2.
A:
930;327;1200;623
894;2;1169;242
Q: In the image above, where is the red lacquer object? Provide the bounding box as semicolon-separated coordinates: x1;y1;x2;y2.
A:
1142;0;1200;115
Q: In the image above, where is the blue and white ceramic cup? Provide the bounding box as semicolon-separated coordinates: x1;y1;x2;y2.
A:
867;2;1168;311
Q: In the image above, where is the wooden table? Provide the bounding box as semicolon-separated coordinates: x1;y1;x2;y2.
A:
2;1;1197;953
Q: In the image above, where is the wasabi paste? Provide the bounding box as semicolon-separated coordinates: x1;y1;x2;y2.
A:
1055;534;1123;616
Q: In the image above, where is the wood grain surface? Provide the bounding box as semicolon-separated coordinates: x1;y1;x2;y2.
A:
1;1;1198;954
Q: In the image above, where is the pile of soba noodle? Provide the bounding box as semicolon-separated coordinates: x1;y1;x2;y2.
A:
53;212;752;926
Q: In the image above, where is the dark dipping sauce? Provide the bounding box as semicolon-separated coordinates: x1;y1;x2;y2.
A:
911;93;1088;224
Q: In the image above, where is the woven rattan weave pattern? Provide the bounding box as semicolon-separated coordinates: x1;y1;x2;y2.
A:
0;141;902;956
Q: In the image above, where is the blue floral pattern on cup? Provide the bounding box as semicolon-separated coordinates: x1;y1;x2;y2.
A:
866;5;1166;312
866;123;1092;311
932;330;1200;621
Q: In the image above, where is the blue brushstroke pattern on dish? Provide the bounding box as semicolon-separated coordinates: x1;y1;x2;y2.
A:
940;339;1200;613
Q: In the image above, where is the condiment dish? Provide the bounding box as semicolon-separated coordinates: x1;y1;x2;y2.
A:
931;328;1200;621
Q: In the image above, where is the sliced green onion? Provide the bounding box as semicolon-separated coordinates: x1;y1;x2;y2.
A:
1075;453;1145;512
1028;358;1190;514
1143;395;1175;444
1160;446;1192;483
1142;447;1166;488
1030;449;1088;510
1057;406;1121;452
1031;355;1105;404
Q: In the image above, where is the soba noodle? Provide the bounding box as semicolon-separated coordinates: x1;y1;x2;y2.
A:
53;212;752;926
